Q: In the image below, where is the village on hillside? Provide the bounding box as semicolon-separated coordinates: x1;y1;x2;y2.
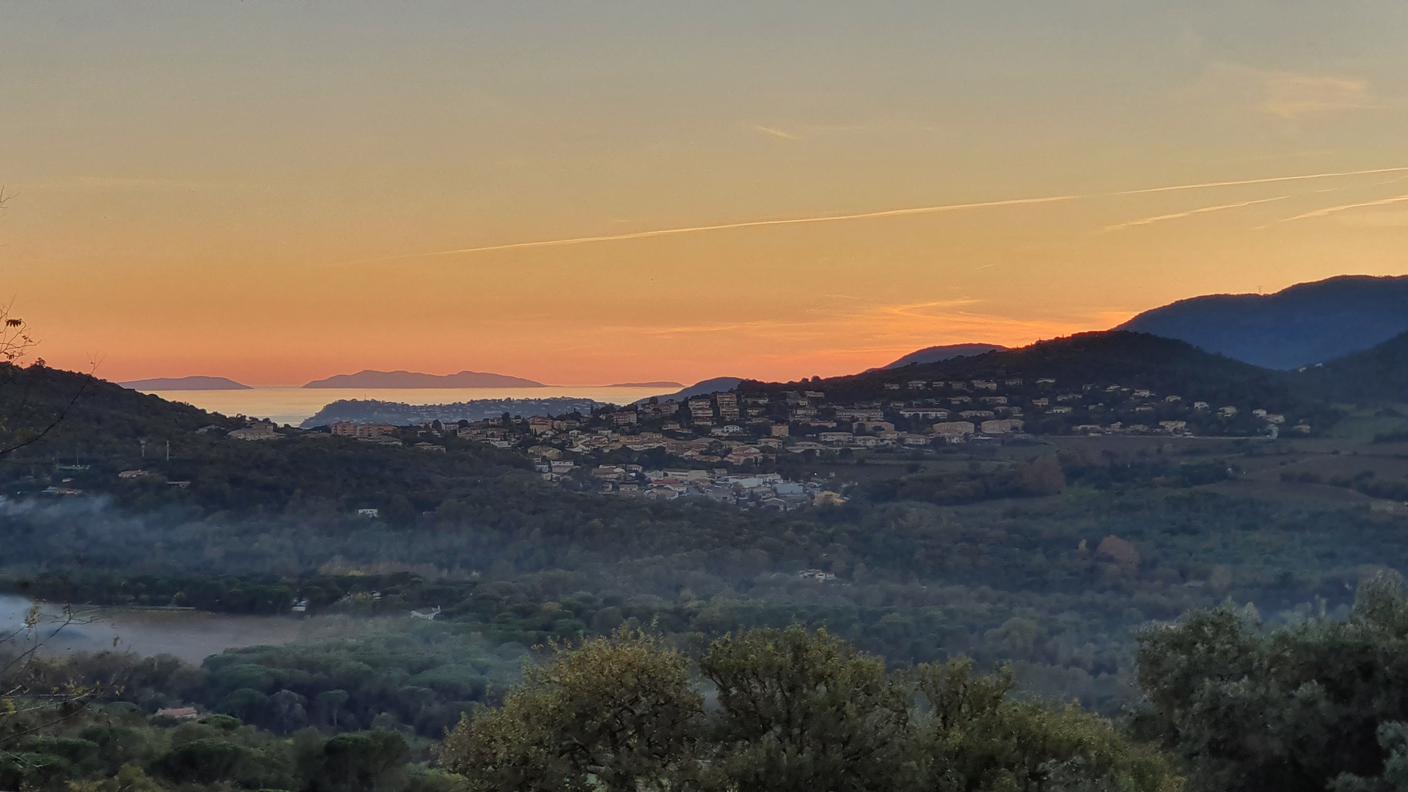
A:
282;375;1309;511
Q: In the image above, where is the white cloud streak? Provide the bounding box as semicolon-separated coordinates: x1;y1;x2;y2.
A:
388;164;1408;260
1102;195;1291;233
753;125;802;141
1269;193;1408;224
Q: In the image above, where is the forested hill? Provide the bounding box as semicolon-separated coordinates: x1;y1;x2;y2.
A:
0;363;237;452
748;331;1309;409
1299;330;1408;404
1119;274;1408;369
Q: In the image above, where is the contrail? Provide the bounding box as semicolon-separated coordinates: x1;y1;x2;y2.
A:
405;164;1408;258
1110;165;1408;196
1271;192;1408;224
426;194;1078;256
1102;195;1292;233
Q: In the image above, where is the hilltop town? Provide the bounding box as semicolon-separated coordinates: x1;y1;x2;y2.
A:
308;365;1309;511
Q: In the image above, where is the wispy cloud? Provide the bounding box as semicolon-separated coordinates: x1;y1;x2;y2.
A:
753;125;802;141
1259;72;1377;119
418;195;1078;257
354;164;1408;262
1102;195;1291;233
1268;193;1408;225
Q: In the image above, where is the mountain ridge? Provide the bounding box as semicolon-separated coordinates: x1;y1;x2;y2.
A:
302;369;546;389
121;375;251;391
1119;274;1408;369
884;343;1007;369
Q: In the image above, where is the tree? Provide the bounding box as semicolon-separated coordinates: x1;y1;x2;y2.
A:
700;626;914;792
1;606;101;760
0;299;90;458
440;627;704;792
914;659;1180;792
1137;572;1408;792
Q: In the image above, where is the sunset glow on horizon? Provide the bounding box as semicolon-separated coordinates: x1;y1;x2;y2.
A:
5;3;1407;386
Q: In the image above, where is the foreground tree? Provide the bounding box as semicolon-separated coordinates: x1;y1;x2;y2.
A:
1137;572;1408;792
439;628;704;792
702;626;915;792
916;659;1181;792
445;627;1180;792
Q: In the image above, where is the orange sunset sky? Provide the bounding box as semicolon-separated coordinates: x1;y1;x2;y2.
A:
4;3;1408;386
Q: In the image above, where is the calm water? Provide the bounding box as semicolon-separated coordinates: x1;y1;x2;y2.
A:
0;594;309;664
144;386;667;425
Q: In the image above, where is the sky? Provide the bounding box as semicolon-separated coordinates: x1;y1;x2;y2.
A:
3;1;1407;386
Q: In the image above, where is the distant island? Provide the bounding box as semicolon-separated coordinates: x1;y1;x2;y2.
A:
606;381;683;388
302;369;546;389
300;397;604;428
121;376;252;391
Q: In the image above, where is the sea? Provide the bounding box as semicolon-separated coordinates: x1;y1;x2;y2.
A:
142;386;668;426
0;593;309;664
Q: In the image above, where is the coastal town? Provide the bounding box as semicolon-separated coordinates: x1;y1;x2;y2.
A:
294;372;1310;510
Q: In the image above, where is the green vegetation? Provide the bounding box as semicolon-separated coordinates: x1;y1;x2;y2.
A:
441;627;1181;792
1137;573;1408;792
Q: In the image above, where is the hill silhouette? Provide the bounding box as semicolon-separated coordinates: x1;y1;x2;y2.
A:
1300;330;1408;403
1120;274;1408;369
121;375;251;390
884;343;1006;369
752;331;1308;411
302;369;545;388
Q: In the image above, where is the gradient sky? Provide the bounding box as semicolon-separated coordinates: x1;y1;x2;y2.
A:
4;2;1408;385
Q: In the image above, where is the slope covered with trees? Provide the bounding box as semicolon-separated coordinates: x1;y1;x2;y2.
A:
1119;274;1408;370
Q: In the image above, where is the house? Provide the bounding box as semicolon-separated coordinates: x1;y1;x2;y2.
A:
156;707;201;721
414;442;446;453
980;419;1024;435
410;606;442;621
898;408;950;420
959;410;996;420
356;508;380;519
715;393;741;421
228;424;281;441
725;447;764;465
331;422;396;440
798;569;836;581
932;421;976;441
118;469;157;480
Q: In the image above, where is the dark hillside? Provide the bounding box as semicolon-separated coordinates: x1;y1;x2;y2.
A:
1119;274;1408;369
753;331;1307;410
1299;330;1408;404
